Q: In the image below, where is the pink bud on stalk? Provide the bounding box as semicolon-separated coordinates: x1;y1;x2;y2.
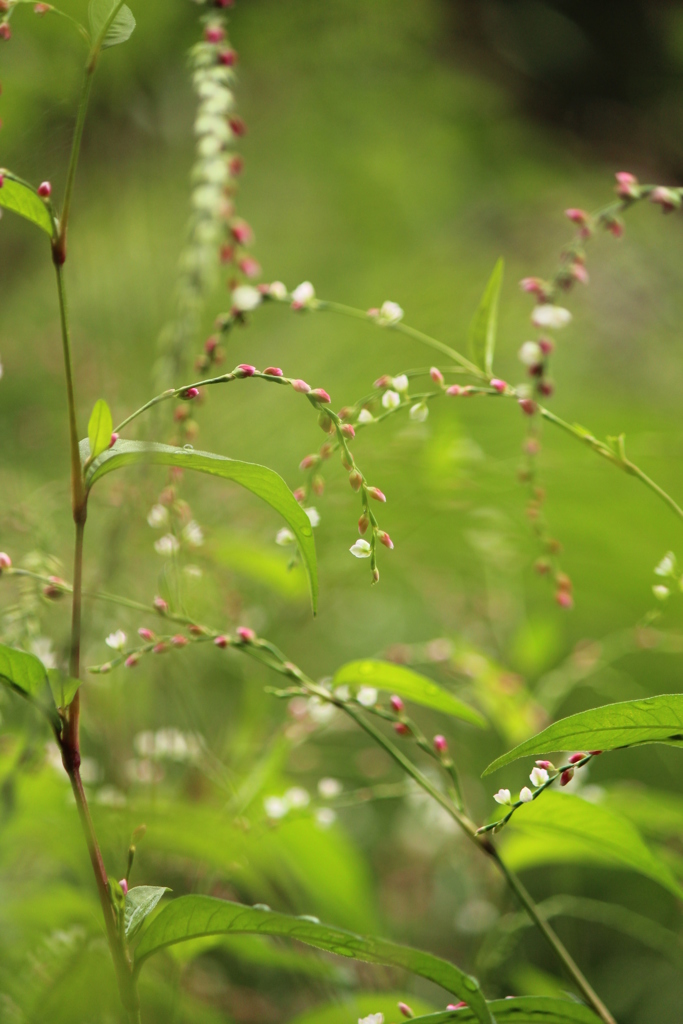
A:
394;722;410;736
650;186;680;213
310;388;331;403
37;181;52;197
538;336;554;355
237;627;256;642
568;752;587;764
263;366;283;377
433;734;448;754
367;486;386;503
340;423;355;439
377;531;394;549
204;24;225;43
398;1003;414;1019
615;171;639;199
125;654;139;668
239;256;261;278
153;596;168;614
235;364;256;377
299;454;318;470
293;487;306;503
535;760;554;770
373;374;392;389
291;379;311;393
214;635;229;648
447;1004;467;1011
560;768;574;786
229;116;247;137
109;432;119;447
171;635;188;647
181;387;199;400
0;552;11;570
555;590;574;609
0;24;10;40
518;398;537;416
446;384;462;397
138;628;154;641
118;878;128;895
218;48;237;66
565;208;588;225
231;221;253;245
358;513;369;534
153;642;167;654
490;378;507;393
349;470;363;491
390;695;404;712
372;568;380;583
0;173;4;188
430;367;444;385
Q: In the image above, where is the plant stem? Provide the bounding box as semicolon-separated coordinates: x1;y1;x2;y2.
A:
55;69;95;264
55;263;86;515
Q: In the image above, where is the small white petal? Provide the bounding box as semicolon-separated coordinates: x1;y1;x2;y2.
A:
154;534;180;556
493;788;512;805
285;786;310;809
357;686;378;707
276;527;295;546
318;777;342;799
392;374;409;392
183;520;204;547
268;281;287;300
381;390;401;410
304;506;320;527
147;504;169;528
231;284;262;312
377;301;404;326
530;767;549;787
291;281;315;306
350;539;372;558
315;807;337;828
334;685;351;701
359;1014;384;1024
654;552;676;577
518;341;542;366
357;408;374;424
264;796;289;819
653;584;670;601
531;304;572;330
409;402;429;422
519;786;534;803
105;630;127;651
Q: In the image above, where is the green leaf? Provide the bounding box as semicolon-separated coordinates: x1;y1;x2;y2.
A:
133;897;492;1024
88;0;136;48
407;996;602;1022
87;399;113;461
0;643;50;700
0;170;55;237
47;669;81;710
80;438;318;613
499;791;683;901
468;257;503;376
483;693;683;776
125;885;170;940
333;660;486;726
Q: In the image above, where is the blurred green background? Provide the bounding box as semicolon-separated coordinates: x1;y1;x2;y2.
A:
2;1;683;1022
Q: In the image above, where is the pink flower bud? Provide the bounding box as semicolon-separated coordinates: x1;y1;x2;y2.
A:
430;367;444;385
239;257;261;278
229;116;247;137
293;487;306;503
34;2;51;12
109;432;119;448
571;261;589;285
535;760;554;770
0;552;11;569
373;374;392;389
231;221;253;246
349;470;363;491
394;721;410;736
153;596;168;614
538;337;554;355
263;366;283;376
138;628;154;641
0;172;4;188
358;513;369;534
310;388;331;403
171;634;188;647
205;24;225;43
568;752;586;764
390;694;404;712
0;23;10;40
320;442;334;460
218;48;237;66
372;567;380;583
490;378;506;393
433;734;448;754
604;214;624;238
445;384;462;397
237;626;255;642
447;1004;467;1011
589;750;603;756
214;635;229;648
518;398;537;416
37;181;51;198
555;590;574;609
181;387;199;400
340;423;355;438
377;531;394;549
398;1004;414;1019
125;653;139;668
299;454;318;471
205;336;219;355
291;378;311;393
367;486;386;502
235;364;256;377
312;475;325;496
118;878;128;895
560;768;574;786
519;277;549;301
615;171;638;198
153;642;167;654
538;379;554;397
650;186;680;213
565;208;588;225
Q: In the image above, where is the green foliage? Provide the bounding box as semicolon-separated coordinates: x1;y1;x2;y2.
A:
47;669;81;710
499;791;683;899
483;694;683;775
333;660;486;725
79;437;318;613
0;171;55;237
125;886;170;940
468;257;503;376
408;996;602;1022
87;399;113;462
133;896;493;1024
0;643;49;700
88;0;136;49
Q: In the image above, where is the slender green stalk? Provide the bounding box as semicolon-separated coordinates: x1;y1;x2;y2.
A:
54;263;86;514
55;70;95;264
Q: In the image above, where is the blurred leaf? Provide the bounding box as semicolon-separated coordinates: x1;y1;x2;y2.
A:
125;885;170;940
170;932;346;978
407;996;602;1022
87;399;113;461
468;257;503;376
0;644;50;701
450;646;546;744
286;992;437;1024
89;0;136;49
483;694;683;775
47;669;80;710
333;660;486;726
0;171;55;237
212;530;309;602
79;438;317;613
499;791;683;900
604;785;683;840
133;897;492;1023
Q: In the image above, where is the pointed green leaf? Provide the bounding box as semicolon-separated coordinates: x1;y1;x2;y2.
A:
0;643;50;700
47;669;81;710
0;170;55;237
79;438;318;613
88;0;136;48
133;897;492;1024
407;997;601;1023
468;258;503;376
125;885;170;940
87;399;113;461
499;791;683;901
483;694;683;776
333;660;486;726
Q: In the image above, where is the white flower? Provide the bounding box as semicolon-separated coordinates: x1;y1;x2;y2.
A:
264;796;289;819
334;685;351;701
518;341;542;366
530;766;549;787
359;1013;384;1024
318;777;342;799
653;584;670;601
392;374;409;392
409;402;429;423
654;552;676;577
276;527;295;546
350;539;372;558
357;686;378;707
291;281;315;307
357;408;374;424
285;786;310;809
531;304;572;330
307;696;336;724
30;637;56;670
147;504;169;528
304;507;320;527
377;301;404;326
231;284;262;312
315;807;337;828
382;390;401;410
183;520;204;547
155;534;180;556
519;786;534;803
105;630;127;651
493;788;512;805
269;281;287;300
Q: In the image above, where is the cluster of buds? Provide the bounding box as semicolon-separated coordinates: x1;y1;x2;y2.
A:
146;486;204;558
651;549;683;602
90;620;260;674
